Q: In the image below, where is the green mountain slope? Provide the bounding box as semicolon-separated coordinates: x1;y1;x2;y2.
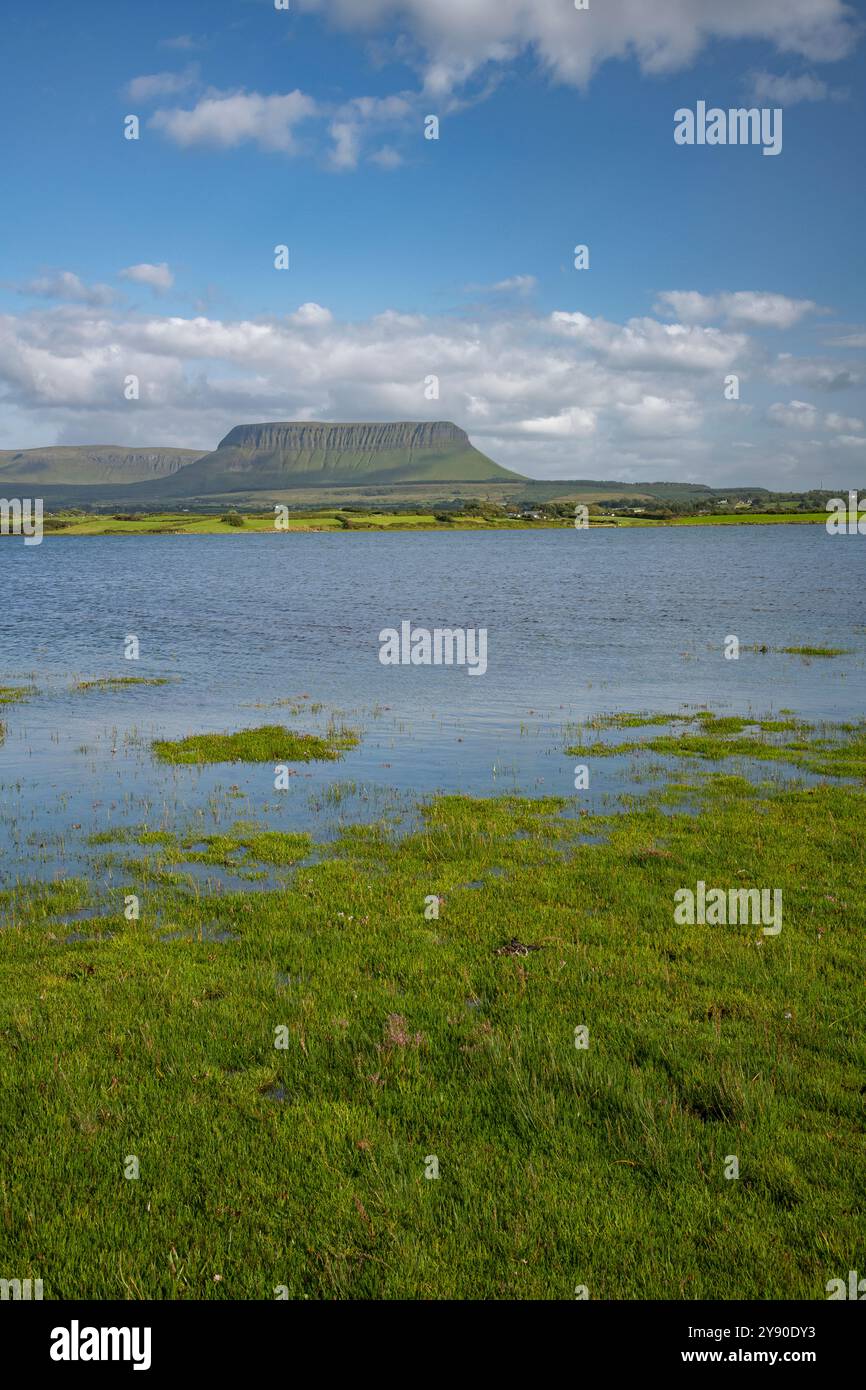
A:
143;421;524;496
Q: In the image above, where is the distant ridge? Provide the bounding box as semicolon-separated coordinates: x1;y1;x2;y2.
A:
0;445;202;486
146;419;525;495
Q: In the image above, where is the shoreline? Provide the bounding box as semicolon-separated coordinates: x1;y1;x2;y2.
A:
2;511;831;538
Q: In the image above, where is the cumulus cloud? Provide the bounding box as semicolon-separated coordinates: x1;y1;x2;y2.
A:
148;86;414;168
150;90;318;153
0;288;863;484
296;0;859;93
617;394;701;438
768;399;820;429
15;271;116;307
825;411;864;433
119;263;175;294
551;310;746;372
139;4;859;173
767;400;865;432
831;434;866;447
288;302;334;326
655;290;820;330
325;94;414;169
769;353;863;390
517;406;596;437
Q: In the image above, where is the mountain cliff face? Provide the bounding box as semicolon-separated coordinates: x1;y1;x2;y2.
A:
219;420;469;455
151;420;524;496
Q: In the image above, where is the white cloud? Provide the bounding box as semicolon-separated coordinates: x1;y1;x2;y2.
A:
125;67;199;102
119;263;175;294
149;87;413;168
831;434;866;447
328;120;362;170
517;407;596;437
16;271;116;307
466;274;537;296
369;145;404;168
769;353;863;389
289;303;334;326
326;94;414;169
825;411;864;433
768;399;819;429
617;394;701;438
655;290;819;330
150;90;318;153
749;70;847;104
0;288;863;485
493;275;537;294
551;310;746;372
296;0;859;92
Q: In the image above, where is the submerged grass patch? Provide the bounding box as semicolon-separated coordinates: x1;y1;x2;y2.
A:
778;646;851;658
74;676;172;691
565;711;865;779
745;645;852;659
152;724;358;764
0;714;863;1299
0;684;38;704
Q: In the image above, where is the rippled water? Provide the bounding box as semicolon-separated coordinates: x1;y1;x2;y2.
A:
0;526;862;884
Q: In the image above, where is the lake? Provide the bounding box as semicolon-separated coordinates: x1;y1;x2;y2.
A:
0;525;862;885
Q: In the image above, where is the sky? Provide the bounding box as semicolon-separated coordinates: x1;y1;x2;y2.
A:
0;0;864;486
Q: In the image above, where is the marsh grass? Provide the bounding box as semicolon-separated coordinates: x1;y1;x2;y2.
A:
0;717;862;1299
152;725;359;764
779;646;851;658
565;711;864;777
74;677;172;691
0;685;38;705
745;645;852;659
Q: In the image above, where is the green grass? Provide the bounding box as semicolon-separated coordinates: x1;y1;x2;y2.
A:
151;724;359;764
778;646;851;658
0;685;38;705
0;715;863;1299
31;509;832;536
74;676;172;691
566;711;866;779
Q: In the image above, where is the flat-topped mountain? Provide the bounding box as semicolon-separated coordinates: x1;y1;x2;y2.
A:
222;420;468;455
150;419;524;495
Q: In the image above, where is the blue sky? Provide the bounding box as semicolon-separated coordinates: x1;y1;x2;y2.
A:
1;0;864;485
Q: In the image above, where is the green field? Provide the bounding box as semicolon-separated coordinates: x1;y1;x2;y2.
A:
0;714;862;1298
16;509;832;536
